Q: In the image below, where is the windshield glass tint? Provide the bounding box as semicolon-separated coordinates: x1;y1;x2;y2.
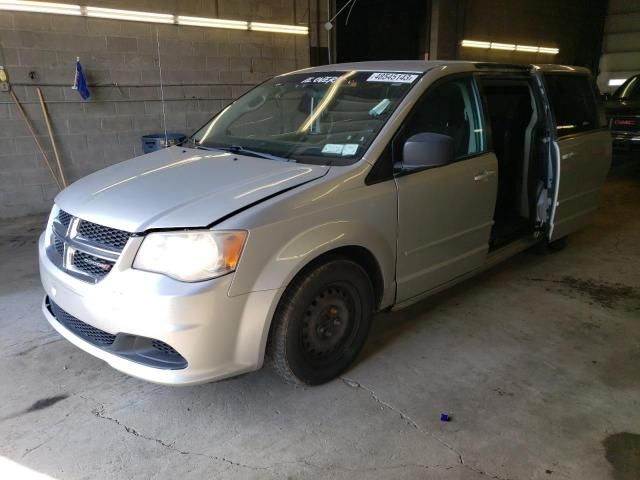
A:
192;71;421;165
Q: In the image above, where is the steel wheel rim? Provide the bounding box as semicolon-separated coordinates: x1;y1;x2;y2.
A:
300;282;361;367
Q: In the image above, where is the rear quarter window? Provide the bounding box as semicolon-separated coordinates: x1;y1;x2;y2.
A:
544;74;601;137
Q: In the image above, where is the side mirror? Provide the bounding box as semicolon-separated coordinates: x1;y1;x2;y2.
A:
402;132;455;171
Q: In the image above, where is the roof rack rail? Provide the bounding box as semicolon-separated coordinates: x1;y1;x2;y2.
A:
474;62;532;71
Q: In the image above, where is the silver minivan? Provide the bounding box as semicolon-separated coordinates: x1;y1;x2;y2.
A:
39;61;611;385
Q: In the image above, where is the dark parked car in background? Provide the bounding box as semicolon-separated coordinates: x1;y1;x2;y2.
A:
606;74;640;151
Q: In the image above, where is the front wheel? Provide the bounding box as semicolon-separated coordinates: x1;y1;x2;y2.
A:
267;258;374;385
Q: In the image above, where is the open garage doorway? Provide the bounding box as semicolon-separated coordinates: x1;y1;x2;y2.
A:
334;0;430;62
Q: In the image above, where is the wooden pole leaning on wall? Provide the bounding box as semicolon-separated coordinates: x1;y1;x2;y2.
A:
37;88;67;188
9;88;62;190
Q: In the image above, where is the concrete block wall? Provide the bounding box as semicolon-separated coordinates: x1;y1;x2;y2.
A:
597;0;640;93
0;0;312;218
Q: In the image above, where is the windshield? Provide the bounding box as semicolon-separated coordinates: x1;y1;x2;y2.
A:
613;75;639;100
191;70;421;165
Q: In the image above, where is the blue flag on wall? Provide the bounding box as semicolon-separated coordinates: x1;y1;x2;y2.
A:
72;59;90;100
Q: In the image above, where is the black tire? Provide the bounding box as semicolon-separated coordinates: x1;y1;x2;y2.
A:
267;258;374;385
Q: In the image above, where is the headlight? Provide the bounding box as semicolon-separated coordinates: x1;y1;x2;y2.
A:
133;230;247;282
44;205;60;247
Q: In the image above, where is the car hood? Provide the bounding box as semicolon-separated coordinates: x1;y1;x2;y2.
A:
55;147;329;232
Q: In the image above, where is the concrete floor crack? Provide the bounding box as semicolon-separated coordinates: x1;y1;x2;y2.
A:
341;377;464;465
462;464;514;480
312;462;456;473
90;404;267;471
340;378;517;479
89;402;461;475
21;435;56;458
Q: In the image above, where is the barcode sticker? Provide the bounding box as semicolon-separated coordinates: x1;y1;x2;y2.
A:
367;72;419;83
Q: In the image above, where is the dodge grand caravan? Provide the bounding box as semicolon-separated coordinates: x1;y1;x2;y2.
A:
39;61;611;385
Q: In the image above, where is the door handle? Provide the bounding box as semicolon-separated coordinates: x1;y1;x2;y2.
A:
474;170;496;182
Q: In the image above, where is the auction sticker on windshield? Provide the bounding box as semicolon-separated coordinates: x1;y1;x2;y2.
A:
301;76;339;84
367;72;419;83
321;143;360;156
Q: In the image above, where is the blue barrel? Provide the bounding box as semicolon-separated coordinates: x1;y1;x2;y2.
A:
142;133;186;153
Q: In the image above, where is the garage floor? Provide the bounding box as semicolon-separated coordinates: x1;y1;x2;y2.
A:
1;161;639;480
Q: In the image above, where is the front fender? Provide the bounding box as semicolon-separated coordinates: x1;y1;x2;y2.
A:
227;174;398;309
230;219;395;301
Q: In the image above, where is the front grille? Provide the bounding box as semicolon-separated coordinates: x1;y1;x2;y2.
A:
46;298;188;370
72;251;114;280
58;210;72;228
47;206;133;284
77;220;131;252
54;237;64;257
151;340;181;356
49;299;116;347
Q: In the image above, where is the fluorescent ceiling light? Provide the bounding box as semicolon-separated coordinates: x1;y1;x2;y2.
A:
608;78;626;87
0;0;80;15
516;45;539;52
178;15;248;30
86;6;174;23
250;22;308;34
0;1;309;34
538;47;559;55
491;42;516;51
462;39;559;55
461;40;490;48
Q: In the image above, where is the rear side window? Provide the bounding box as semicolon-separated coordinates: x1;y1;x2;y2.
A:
544;74;599;137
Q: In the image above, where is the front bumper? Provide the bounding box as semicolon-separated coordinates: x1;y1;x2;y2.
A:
39;233;282;385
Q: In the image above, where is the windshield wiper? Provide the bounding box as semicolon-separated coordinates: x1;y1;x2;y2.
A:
212;145;292;162
182;137;200;148
186;140;295;162
181;138;227;153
